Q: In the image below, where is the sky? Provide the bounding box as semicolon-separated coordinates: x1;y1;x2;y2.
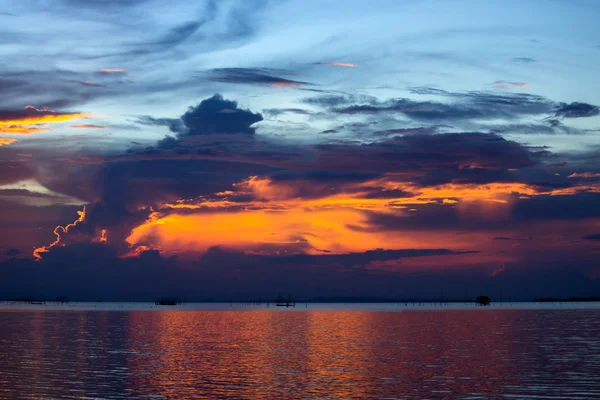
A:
1;0;600;301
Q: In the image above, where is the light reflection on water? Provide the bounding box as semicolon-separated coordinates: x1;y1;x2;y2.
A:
1;308;600;399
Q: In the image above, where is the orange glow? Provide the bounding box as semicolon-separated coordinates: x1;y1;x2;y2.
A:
315;62;358;67
271;81;299;89
94;229;108;243
0;138;17;146
122;175;600;256
239;176;550;206
569;172;600;178
33;208;86;260
127;208;423;255
0;112;93;126
0;107;93;138
0;125;47;135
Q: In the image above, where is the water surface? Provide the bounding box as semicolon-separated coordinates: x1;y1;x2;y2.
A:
1;305;599;399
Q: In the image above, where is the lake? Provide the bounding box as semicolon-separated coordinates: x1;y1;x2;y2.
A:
1;303;599;399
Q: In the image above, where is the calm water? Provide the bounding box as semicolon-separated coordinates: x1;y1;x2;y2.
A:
1;305;600;399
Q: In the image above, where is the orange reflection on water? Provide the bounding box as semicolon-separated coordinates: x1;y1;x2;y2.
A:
123;310;520;398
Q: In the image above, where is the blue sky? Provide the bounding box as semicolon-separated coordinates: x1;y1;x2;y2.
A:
2;0;599;148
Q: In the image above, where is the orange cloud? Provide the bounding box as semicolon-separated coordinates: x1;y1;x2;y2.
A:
0;125;47;135
0;138;17;146
126;177;556;256
271;81;300;89
569;172;600;178
0;113;92;126
315;62;358;67
33;208;86;260
0;106;93;137
127;208;452;256
35;171;600;261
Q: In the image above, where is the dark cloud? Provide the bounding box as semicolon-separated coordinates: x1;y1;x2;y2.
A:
2;244;599;301
0;244;477;301
583;234;600;241
310;132;538;184
206;68;312;87
3;248;21;257
545;162;568;168
372;127;443;137
3;91;599;299
493;237;512;241
250;170;384;200
305;89;554;123
513;193;600;221
177;94;263;136
356;192;600;235
555;102;600;119
268;170;380;183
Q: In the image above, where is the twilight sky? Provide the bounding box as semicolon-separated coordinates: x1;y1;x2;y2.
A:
1;0;600;300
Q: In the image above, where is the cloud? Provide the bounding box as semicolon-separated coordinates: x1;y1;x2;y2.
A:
0;185;81;207
33;209;87;259
0;70;115;110
568;172;600;179
66;80;106;87
10;93;600;299
583;234;600;241
555;102;600;119
314;62;358;67
4;248;21;257
512;57;536;63
96;68;128;73
491;80;530;90
0;244;485;301
70;124;106;129
206;68;312;88
0;106;93;135
136;116;184;132
0;126;47;135
263;108;314;117
306;89;555;123
0;138;17;146
174;94;263;136
4;242;600;301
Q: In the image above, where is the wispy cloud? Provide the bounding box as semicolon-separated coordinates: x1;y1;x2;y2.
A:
491;80;530;90
96;68;128;73
205;68;312;88
568;172;600;179
70;124;106;129
512;57;537;63
314;62;358;67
